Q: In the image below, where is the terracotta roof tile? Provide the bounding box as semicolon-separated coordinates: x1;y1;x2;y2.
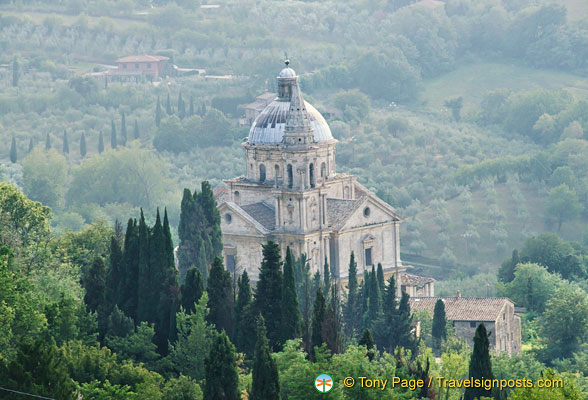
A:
116;55;169;63
401;273;435;287
409;297;512;322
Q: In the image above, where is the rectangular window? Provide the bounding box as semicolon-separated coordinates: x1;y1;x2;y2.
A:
470;321;477;328
364;248;372;266
226;255;236;273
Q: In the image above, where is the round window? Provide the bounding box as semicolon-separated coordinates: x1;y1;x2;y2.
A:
363;207;371;217
225;213;232;224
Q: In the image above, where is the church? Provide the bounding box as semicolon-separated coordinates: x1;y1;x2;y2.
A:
214;61;406;284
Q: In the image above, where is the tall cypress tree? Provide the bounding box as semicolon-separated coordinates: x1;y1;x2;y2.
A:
10;136;17;163
163;208;175;271
255;241;283;351
374;276;398;353
12;57;19;87
344;252;358;337
98;131;104;154
80;133;87;158
207;257;234;339
166;93;172;115
28;138;33;153
281;247;301;343
120;111;127;146
106;236;123;310
204;331;240;400
365;265;381;330
251;316;280;400
432;299;447;352
235;270;256;356
376;263;385;294
110;120;117;149
84;257;106;314
134;119;140;139
178;92;186;120
181;267;204;313
199;181;223;258
396;291;417;355
323;285;342;354
62;130;69;154
121;218;139;321
189;95;195;116
155;95;162;127
464;324;494;400
136;209;151;324
310;287;326;361
45;133;51;151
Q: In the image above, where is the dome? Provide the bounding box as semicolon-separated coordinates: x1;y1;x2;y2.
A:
248;99;333;144
278;67;296;78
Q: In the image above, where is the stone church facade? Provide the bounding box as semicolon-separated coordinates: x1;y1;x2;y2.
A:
215;62;404;282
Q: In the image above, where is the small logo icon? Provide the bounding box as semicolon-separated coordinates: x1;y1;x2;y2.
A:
315;374;333;393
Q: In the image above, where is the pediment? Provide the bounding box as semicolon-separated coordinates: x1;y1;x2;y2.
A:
218;202;269;236
339;195;401;232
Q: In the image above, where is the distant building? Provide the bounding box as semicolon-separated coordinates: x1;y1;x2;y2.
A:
106;55;169;82
242;92;278;126
401;273;435;297
409;294;522;355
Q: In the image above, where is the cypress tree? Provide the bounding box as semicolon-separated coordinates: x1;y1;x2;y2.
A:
134;119;140;139
105;305;135;339
204;331;240;400
156;267;179;355
344;252;358;337
98;131;104;154
120;111;127;146
396;291;417;354
84;257;106;314
62;130;69;154
199;181;223;258
155;95;162;127
166;93;172;115
464;324;494;400
251;316;280;400
310;287;326;361
110;120;117;149
10;136;17;163
12;57;19;87
498;249;519;283
323;257;330;295
365;265;381;330
358;328;375;361
189;95;195;116
80;133;87;158
432;299;447;352
376;263;385;294
235;270;256;356
121;218;139;321
374;276;398;353
106;236;123;310
323;285;342;354
178;92;186;120
163;208;175;271
255;241;283;351
28;138;33;153
281;247;301;343
178;188;198;280
207;256;234;338
181;267;204;313
45;133;51;151
136;209;151;323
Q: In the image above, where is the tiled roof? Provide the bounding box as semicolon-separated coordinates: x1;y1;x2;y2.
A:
401;273;435;287
327;198;364;230
409;297;512;322
246;100;268;112
241;202;275;231
117;55;169;63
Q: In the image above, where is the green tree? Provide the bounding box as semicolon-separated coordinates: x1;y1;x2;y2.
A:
9;136;17;163
28;138;33;153
332;89;370;121
0;339;76;400
22;148;67;210
432;299;446;352
235;271;257;357
281;247;301;343
120;111;127;146
344;252;359;337
444;96;464;122
98;131;104;154
310;287;326;361
323;285;342;355
540;282;588;359
520;234;584;279
134;119;140;140
156;96;162;127
189;95;195;117
111;120;117;149
251;316;280;400
255;241;283;351
63;130;69;154
45;133;51;151
207;256;234;338
166;93;173;115
162;375;203;400
105;322;159;368
365;265;381;330
464;323;494;400
84;257;106;314
80;133;87;158
12;56;19;87
376;263;385;294
169;293;213;381
181;267;204;313
204;331;240;400
546;184;583;231
498;249;519;283
374;276;398;353
323;257;330;295
358;328;375;361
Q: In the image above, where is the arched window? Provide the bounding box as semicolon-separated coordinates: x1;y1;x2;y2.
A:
287;164;293;188
274;165;280;185
309;163;315;188
259;164;266;182
234;191;240;205
321;162;326;179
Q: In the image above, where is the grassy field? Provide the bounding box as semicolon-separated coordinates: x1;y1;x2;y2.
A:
421;62;588;114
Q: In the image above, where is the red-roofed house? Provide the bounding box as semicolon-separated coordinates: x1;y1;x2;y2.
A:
107;55;170;82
